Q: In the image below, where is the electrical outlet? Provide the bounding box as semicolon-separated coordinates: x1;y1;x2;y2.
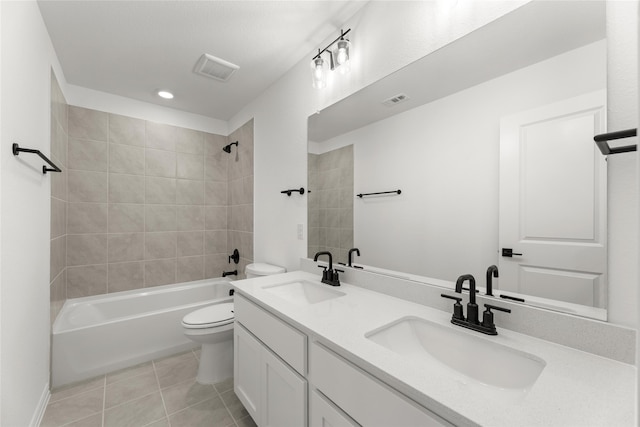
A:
297;224;303;240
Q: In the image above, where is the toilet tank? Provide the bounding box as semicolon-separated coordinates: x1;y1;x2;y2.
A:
245;263;286;279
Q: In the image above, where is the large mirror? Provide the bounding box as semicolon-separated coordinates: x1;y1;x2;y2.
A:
307;0;608;320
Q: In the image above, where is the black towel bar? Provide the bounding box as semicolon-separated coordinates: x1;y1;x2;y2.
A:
357;189;402;198
594;128;637;155
12;143;62;174
281;188;305;196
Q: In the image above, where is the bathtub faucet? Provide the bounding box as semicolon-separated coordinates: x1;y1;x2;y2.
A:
222;270;237;277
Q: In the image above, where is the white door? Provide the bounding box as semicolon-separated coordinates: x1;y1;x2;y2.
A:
499;91;607;307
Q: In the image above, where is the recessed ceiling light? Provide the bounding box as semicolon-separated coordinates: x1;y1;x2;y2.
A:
157;90;174;99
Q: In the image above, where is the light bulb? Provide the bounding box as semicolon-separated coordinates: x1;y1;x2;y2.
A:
311;56;327;89
336;40;349;65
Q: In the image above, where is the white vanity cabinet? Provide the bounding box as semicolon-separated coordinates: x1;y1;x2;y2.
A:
310;342;453;427
234;294;307;427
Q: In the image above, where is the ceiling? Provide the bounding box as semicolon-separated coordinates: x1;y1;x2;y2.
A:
38;0;368;120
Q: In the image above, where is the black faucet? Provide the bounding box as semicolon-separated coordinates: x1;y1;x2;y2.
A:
314;251;342;286
441;274;511;335
486;265;498;296
222;270;237;277
348;248;362;268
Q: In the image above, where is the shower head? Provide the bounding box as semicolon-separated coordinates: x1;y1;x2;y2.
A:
223;141;238;153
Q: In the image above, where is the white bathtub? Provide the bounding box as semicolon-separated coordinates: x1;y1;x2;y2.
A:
52;278;233;388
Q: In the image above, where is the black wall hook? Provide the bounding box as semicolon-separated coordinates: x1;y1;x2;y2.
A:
281;187;305;196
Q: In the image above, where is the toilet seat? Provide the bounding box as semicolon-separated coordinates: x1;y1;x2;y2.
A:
182;303;234;329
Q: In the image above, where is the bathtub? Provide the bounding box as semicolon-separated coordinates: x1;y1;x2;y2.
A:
52;278;233;388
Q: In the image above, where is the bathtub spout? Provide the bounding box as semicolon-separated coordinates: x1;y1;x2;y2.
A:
222;270;237;277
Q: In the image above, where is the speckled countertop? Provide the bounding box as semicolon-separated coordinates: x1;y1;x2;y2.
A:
233;271;635;427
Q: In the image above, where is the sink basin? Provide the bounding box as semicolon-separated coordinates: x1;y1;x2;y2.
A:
366;316;545;390
263;280;346;305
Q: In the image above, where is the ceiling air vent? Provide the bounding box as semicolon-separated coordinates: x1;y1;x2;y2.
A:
382;93;410;107
194;54;239;82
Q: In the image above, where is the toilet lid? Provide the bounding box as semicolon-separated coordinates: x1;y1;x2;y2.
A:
182;303;234;328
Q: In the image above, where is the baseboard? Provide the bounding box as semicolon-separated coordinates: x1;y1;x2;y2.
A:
29;382;50;427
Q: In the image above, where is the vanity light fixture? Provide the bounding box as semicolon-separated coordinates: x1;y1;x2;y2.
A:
157;90;174;99
311;28;351;88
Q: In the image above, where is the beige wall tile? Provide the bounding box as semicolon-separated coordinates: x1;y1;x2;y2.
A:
50;270;66;324
68;170;108;203
176;153;203;180
205;206;227;230
146;149;176;178
69;106;108;141
108;233;144;263
177;231;204;257
146;122;177;151
177;206;204;231
109;143;145;175
204;254;227;279
145;259;176;287
50;235;66;282
108;262;143;293
109;204;144;233
109;114;145;147
205;230;227;255
146;177;176;205
67;234;107;266
204;181;227;206
68;138;108;172
176;179;203;205
51;165;67;201
177;256;204;283
109;174;145;203
145;232;177;260
204;153;227;182
204;133;227;156
51;197;67;238
68;203;108;234
146;205;177;232
67;264;108;298
176;128;204;155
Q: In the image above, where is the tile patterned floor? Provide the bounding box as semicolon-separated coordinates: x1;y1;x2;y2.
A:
41;349;257;427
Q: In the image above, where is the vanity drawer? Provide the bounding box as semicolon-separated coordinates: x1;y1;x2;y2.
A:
235;293;306;375
310;342;452;427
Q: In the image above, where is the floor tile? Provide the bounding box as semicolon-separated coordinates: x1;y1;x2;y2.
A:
65;413;103;427
168;396;234;427
153;351;199;389
236;414;258;427
104;391;166;427
220;389;249;421
213;377;234;394
41;387;104;427
105;370;160;409
106;361;154;384
49;375;105;403
160;377;217;415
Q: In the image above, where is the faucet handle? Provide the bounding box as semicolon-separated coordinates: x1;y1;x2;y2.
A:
481;303;511;332
441;294;464;321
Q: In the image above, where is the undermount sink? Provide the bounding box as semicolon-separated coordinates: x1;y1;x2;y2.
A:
263;280;346;305
366;316;545;390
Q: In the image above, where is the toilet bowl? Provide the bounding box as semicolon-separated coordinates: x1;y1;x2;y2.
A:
245;262;286;279
182;302;234;384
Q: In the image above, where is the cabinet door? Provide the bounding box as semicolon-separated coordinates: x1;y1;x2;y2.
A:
234;324;262;424
262;347;307;427
310;390;359;427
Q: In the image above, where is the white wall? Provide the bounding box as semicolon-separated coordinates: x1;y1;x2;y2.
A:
65;84;228;135
0;2;65;425
323;41;605;286
229;0;529;272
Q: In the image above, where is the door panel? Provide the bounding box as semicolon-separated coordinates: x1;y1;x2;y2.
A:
499;91;606;307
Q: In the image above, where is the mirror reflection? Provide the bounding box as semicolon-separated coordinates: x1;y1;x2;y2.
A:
307;1;608;320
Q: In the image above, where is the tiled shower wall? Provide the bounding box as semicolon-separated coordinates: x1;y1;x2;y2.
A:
50;72;68;322
50;81;253;306
307;145;354;264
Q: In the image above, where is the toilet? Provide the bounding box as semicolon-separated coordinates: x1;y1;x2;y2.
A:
182;263;285;384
